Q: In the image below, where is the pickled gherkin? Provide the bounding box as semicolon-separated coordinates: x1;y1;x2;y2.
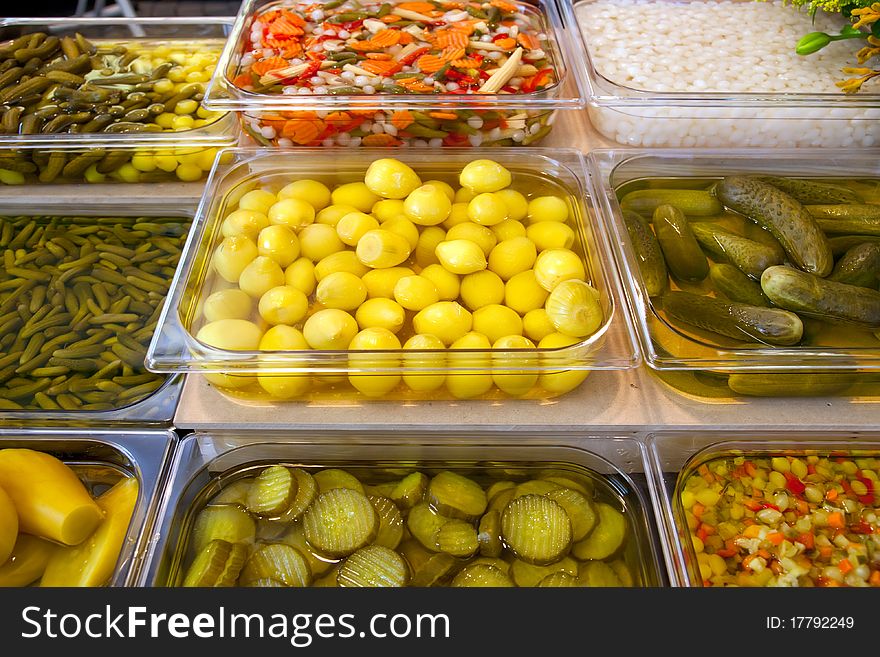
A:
175;464;645;587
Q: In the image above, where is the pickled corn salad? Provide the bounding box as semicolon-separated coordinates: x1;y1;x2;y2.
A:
233;0;559;146
179;464;641;587
196;157;604;400
679;452;880;587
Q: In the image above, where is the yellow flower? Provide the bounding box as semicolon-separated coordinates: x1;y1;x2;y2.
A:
852;3;880;30
836;68;880;94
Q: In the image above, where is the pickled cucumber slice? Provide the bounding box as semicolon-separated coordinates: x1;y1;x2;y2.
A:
365;482;398;498
190;504;256;555
538;474;593;497
477;510;503;558
436;520;479;558
571;502;627;561
246;465;295;517
610;560;635;587
469;557;511;574
279;468;318;522
547;487;598;542
390;472;428;509
451;564;514;587
428;471;487;520
212;479;253;506
511;480;560;498
314;469;365;495
337;545;409;587
406;502;447;551
578;560;623;587
537;572;580;587
303;488;378;558
501;494;572;565
486;480;516;500
410;552;458;587
510;556;577;587
240;543;312;587
183;539;247;587
369;495;404;550
487;487;516;514
280;524;335;577
313;567;341;587
398;539;433;573
243;578;285;587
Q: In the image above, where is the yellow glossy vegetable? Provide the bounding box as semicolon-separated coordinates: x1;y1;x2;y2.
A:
41;477;139;587
0;449;103;546
0;534;55;587
0;484;17;564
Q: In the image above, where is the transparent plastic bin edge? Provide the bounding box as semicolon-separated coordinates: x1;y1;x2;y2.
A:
0;427;177;587
138;430;666;587
645;430;880;587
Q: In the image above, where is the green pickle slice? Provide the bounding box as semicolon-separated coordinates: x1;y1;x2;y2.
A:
571;502;627;561
428;471;488;520
182;539;247;587
190;505;256;555
501;494;572;565
537;572;580;587
240;543;312;587
436;519;479;558
369;495;404;550
212;479;252;506
244;578;286;587
337;545;409;587
451;564;515;587
510;557;578;587
578;560;623;587
314;469;366;495
511;479;561;498
406;502;447;551
279;468;318;522
547;487;597;542
303;488;378;558
280;524;335;577
485;480;516;500
246;465;295;517
409;552;458;587
390;472;428;509
477;510;503;558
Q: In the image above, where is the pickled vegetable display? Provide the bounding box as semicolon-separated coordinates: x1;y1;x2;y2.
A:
614;173;880;397
187;156;608;401
0;29;232;184
676;450;880;587
0;214;186;412
177;463;646;587
226;0;564;147
0;447;138;587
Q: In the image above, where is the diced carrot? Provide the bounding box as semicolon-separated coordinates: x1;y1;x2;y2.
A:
417;54;447;73
282;117;324;145
838;558;853;574
691;503;705;518
819;545;833;558
795;499;809;515
745;461;758;477
441;46;467;62
517;32;540;50
756;548;771;559
828;511;845;529
869;570;880;586
282;43;304;58
826;488;839;501
371;29;402;48
766;532;784;546
232;73;253;88
428;112;459;120
490;0;519;12
381;14;402;23
391;110;415;130
743;525;762;539
398;2;437;12
494;37;517;50
251;56;289;76
362;133;403;147
324;111;352;127
796;532;815;549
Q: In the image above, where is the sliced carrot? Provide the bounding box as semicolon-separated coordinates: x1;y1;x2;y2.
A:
450;58;481;69
371;29;402;48
449;21;477;36
417;54;447;73
282;117;323;145
869;570;880;586
324;111;352;127
360;60;402;76
269;16;305;37
398;31;414;45
350;40;385;52
494;37;517;50
232;72;253;88
441;46;467;62
381;14;402;22
828;511;845;529
517;32;540;51
434;30;469;49
429;111;459;120
362;133;403;147
826;488;839;501
397;2;437;12
251;56;290;76
391;110;416;130
490;0;519;12
742;525;762;539
439;0;467;8
366;52;394;60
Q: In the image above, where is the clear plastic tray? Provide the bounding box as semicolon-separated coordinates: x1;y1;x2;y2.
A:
646;430;880;587
0;196;192;425
586;147;880;399
138;430;665;587
0;427;176;586
145;147;640;403
203;0;589;147
573;0;880;148
0;17;240;184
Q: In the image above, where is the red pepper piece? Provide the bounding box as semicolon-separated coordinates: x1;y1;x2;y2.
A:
399;46;429;67
760;502;780;511
850;520;874;534
795;532;815;549
784;472;806;495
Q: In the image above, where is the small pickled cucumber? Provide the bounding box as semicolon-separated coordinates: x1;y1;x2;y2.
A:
477;510;503;558
279;468;318;522
302;488;378;558
314;468;366;494
761;265;880;329
757;176;861;205
714;176;832;277
406;502;447;551
622;210;667;297
390;472;429;509
436;520;479;558
727;372;858;397
709;263;770;307
816;215;880;237
653;204;708;281
578;560;623;587
828;235;880;257
428;471;488;520
509;556;577;587
240;543;312;587
369;495;404;550
451;564;515;587
571;502;627;560
691;222;783;280
246;465;295;517
183;539;247;587
661;291;804;346
828;242;880;289
409;552;458;587
338;545;409;587
547;487;598;542
537;572;580;587
807;204;880;222
620;189;722;217
191;504;256;555
501;494;572;565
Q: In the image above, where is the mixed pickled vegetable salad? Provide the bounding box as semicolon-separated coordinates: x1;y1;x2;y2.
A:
679;452;880;587
180;464;641;587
